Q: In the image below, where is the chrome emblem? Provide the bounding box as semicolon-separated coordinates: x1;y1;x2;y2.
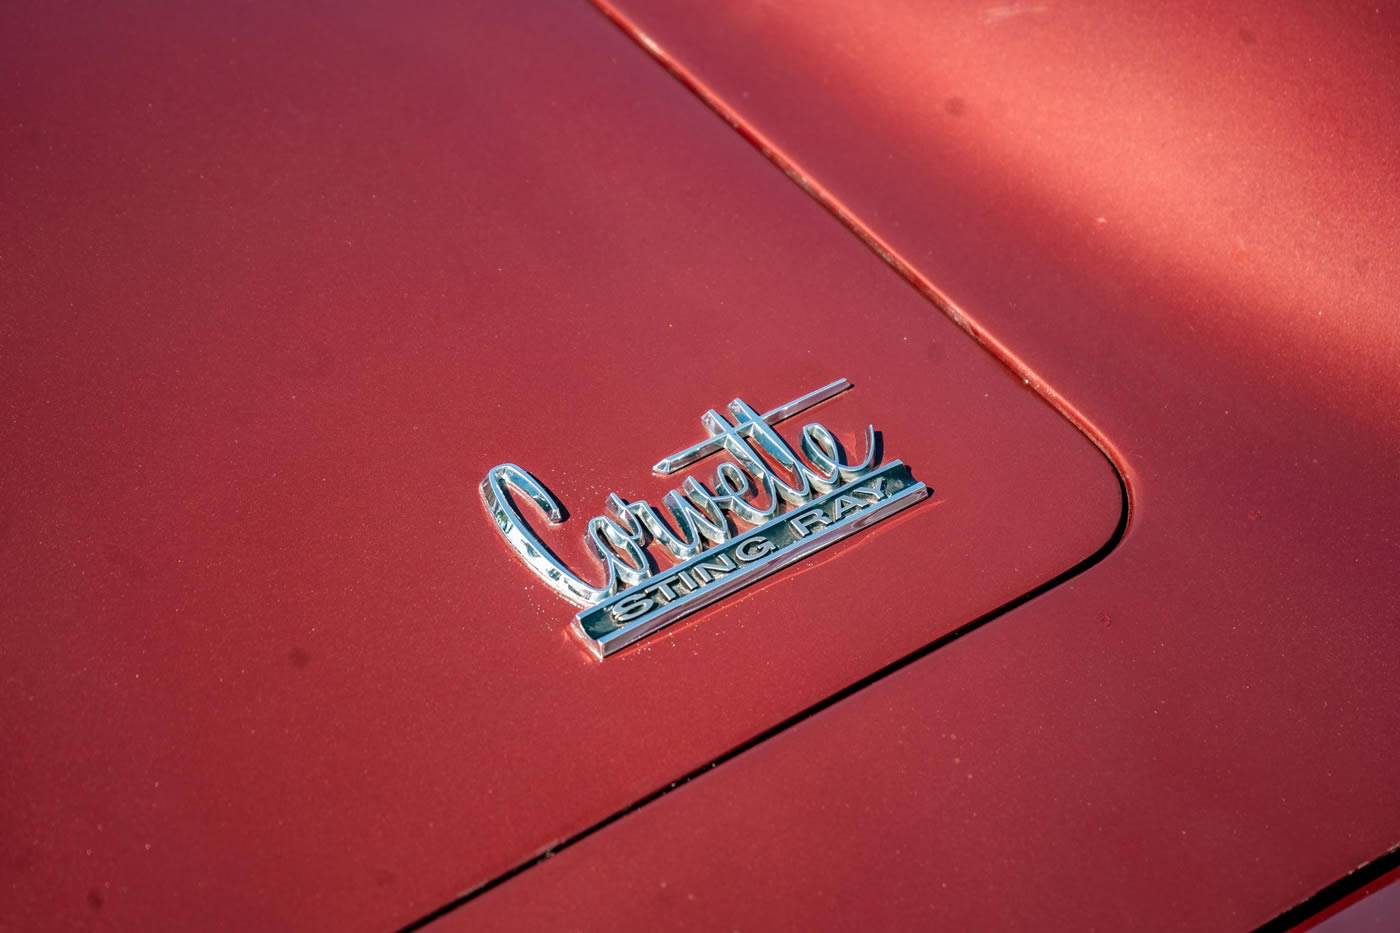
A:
481;379;929;657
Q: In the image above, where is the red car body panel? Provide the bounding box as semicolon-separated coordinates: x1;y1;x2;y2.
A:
2;1;1124;930
450;1;1400;930
3;0;1397;931
1298;867;1400;932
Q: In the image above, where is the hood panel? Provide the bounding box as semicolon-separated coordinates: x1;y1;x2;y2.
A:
438;1;1400;930
0;1;1121;929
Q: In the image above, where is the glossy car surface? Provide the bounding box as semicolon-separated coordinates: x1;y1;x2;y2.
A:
3;1;1398;931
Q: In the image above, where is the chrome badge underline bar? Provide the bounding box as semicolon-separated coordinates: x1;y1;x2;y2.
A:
574;461;928;658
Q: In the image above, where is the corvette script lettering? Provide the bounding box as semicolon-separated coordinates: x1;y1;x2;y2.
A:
480;379;929;657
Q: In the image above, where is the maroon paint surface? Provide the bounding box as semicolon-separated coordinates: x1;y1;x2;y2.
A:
450;0;1400;930
0;1;1120;930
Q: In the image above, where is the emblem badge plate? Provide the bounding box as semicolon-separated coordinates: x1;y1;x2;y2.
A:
481;379;929;657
